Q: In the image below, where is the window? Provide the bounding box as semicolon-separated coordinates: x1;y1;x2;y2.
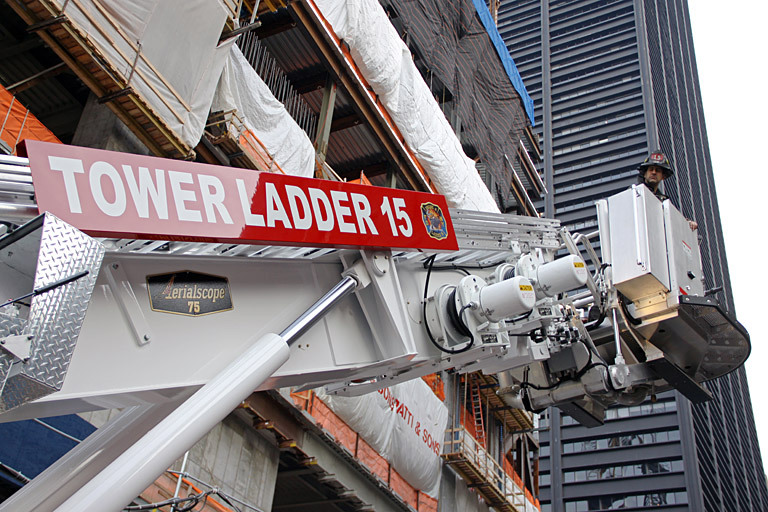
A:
565;491;688;511
563;428;682;453
563;459;683;482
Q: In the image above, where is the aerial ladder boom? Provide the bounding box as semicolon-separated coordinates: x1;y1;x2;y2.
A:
0;143;750;511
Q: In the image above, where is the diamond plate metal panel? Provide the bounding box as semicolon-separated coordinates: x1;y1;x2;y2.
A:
0;214;104;412
0;312;25;398
0;375;55;411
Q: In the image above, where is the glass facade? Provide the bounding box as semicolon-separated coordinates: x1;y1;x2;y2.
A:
536;393;687;511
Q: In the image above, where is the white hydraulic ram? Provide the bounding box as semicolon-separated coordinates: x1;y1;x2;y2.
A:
0;143;750;512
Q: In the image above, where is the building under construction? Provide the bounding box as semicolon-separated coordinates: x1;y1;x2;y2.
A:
0;1;546;511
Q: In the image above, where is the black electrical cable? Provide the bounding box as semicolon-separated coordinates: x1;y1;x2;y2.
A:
446;289;474;339
422;255;476;354
521;361;609;391
585;309;606;331
124;488;241;512
521;378;559;391
619;294;642;326
216;492;244;512
520;336;615;392
162;472;250;512
582;336;610;368
505;310;533;325
526;327;547;343
432;267;471;276
124;491;210;511
423;260;498;272
179;494;208;512
519;365;561;393
458;303;475;339
584;264;610;331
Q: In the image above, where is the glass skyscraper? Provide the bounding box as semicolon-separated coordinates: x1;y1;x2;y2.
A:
497;0;768;510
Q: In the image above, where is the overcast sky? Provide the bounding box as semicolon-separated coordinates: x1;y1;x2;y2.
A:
688;2;768;465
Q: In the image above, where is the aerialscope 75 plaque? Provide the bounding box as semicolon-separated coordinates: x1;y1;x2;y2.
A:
147;271;233;316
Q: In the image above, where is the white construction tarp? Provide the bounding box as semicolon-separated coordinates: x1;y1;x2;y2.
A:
54;0;234;149
316;379;448;497
314;0;500;212
211;46;316;177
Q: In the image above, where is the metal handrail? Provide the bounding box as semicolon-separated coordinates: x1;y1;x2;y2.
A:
443;426;538;511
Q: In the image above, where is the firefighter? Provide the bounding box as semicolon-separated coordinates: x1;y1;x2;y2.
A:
637;150;697;230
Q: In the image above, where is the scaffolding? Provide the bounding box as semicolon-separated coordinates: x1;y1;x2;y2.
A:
470;372;534;433
443;426;538;512
205;109;286;172
7;0;197;158
441;372;539;512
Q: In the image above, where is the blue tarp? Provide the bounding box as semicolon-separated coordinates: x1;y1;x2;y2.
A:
0;415;96;486
471;0;536;125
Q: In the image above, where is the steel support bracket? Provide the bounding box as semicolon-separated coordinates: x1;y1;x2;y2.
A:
104;261;153;346
0;333;33;362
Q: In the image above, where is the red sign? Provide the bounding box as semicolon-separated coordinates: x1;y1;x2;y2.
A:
24;141;458;251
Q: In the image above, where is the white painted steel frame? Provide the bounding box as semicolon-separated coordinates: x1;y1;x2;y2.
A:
0;275;357;512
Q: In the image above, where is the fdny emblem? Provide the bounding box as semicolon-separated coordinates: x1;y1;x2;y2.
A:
421;202;448;240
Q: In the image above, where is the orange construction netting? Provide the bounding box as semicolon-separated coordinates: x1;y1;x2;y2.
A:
0;83;61;154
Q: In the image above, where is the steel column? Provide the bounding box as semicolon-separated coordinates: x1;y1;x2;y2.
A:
314;77;337;167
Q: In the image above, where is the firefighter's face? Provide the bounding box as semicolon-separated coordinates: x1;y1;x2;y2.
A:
644;166;664;186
